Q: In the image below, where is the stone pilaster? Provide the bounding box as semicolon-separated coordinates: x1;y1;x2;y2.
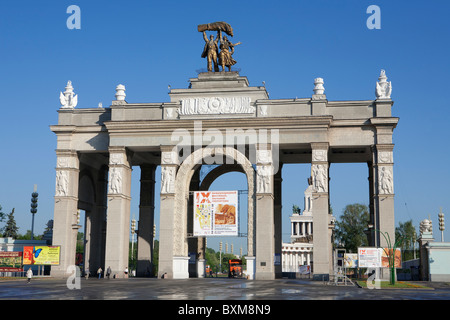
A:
88;165;108;276
158;146;181;279
136;164;156;277
311;143;331;277
274;164;283;278
255;146;275;280
104;147;132;278
51;150;80;277
371;144;395;248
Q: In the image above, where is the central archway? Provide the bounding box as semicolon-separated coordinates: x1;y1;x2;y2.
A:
174;147;255;256
169;147;255;278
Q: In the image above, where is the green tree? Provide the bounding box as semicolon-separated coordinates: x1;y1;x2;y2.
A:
205;247;220;271
334;203;370;253
0;205;4;224
395;219;417;261
17;230;42;240
2;208;19;238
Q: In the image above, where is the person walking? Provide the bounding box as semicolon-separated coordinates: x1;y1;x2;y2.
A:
124;266;128;278
26;268;33;284
106;266;111;279
97;267;103;279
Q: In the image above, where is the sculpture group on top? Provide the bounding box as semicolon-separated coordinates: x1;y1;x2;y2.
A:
198;22;241;72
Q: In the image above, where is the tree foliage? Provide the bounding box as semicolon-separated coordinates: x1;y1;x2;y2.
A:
2;208;19;238
395;219;416;248
334;203;370;253
0;205;5;224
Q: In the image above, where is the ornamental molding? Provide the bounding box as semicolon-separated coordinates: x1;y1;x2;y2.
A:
179;96;254;115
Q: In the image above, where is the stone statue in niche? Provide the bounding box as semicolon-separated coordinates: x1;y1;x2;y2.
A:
257;165;271;193
56;170;68;196
312;164;327;193
161;166;175;194
379;166;393;194
109;167;122;194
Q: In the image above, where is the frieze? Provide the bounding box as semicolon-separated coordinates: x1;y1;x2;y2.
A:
179;97;254;115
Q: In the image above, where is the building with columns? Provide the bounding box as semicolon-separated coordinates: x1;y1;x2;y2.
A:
282;183;336;273
50;70;398;280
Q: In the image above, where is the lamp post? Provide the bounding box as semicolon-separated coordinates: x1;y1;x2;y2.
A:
30;185;38;240
219;241;222;273
438;208;445;242
131;218;136;273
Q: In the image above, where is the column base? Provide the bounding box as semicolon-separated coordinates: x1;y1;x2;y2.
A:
173;256;190;279
245;256;255;280
196;259;206;278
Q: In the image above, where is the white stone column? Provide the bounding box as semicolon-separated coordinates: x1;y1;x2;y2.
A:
51;150;80;277
373;144;395;247
137;164;156;277
255;146;275;280
158;147;182;279
311;143;332;277
104;147;132;278
371;144;395;279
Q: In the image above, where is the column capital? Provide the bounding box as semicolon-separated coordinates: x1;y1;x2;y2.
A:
371;144;395;166
310;142;329;150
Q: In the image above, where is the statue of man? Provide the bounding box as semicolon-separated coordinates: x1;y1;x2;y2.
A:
219;31;241;72
201;31;220;72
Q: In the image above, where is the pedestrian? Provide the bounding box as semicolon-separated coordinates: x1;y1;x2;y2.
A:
97;267;103;279
124;266;128;278
106;266;111;279
85;268;89;279
26;268;33;284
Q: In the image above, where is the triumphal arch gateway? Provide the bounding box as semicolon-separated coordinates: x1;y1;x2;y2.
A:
50;23;398;280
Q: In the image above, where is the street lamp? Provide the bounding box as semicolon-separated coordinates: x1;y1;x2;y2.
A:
131;218;136;267
438;208;445;242
30;185;38;240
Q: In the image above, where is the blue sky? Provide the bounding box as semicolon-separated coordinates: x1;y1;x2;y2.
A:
0;1;449;254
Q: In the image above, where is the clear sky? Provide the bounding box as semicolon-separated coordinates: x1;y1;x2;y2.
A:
0;0;449;254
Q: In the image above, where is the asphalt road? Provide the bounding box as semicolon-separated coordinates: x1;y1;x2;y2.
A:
1;277;450;301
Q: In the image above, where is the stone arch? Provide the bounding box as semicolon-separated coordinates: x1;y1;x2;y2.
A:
199;164;245;191
173;147;256;258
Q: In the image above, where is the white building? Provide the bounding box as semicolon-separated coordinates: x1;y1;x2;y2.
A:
282;184;335;274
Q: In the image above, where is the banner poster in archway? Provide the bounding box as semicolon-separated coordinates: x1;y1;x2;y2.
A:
194;191;238;236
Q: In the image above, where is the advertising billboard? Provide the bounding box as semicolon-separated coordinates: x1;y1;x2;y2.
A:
23;246;60;265
380;248;401;268
343;253;358;268
358;247;402;268
0;252;23;272
194;191;238;236
358;247;381;268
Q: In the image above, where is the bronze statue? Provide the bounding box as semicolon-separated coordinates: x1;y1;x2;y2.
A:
219;32;241;72
201;31;220;72
199;22;241;72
